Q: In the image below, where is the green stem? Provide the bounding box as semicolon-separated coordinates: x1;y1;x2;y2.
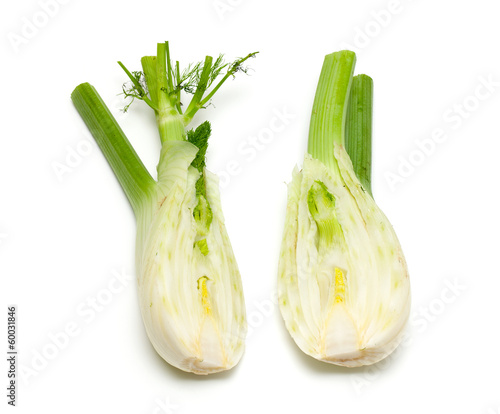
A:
155;43;185;143
182;51;258;123
123;43;257;145
71;83;155;214
197;52;257;108
117;61;156;110
165;41;175;94
141;56;158;109
183;56;213;120
345;74;373;196
307;51;356;174
175;61;182;113
141;55;167;144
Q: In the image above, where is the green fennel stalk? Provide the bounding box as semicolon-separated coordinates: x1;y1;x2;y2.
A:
346;74;373;196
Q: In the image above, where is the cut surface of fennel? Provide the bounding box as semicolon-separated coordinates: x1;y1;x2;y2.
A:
136;141;246;374
278;144;410;367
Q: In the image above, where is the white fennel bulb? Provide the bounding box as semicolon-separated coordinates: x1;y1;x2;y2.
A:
136;141;246;374
279;146;410;366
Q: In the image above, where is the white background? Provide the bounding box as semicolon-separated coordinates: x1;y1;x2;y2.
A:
1;0;500;413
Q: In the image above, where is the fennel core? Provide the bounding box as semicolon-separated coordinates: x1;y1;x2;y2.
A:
306;51;373;252
71;42;257;374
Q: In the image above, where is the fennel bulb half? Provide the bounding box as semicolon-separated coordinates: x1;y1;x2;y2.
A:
278;51;411;367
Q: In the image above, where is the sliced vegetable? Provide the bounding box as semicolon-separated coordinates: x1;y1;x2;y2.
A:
278;51;410;367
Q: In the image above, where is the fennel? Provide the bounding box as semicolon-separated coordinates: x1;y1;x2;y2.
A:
71;42;257;375
278;51;411;367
